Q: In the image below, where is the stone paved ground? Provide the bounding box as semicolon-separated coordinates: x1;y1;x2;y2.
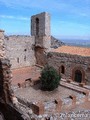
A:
12;66;90;116
12;66;41;85
15;85;78;102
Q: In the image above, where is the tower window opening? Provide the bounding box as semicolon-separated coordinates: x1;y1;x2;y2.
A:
17;58;19;63
24;56;26;61
36;18;39;36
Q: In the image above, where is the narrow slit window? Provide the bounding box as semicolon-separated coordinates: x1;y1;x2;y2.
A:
24;56;26;61
17;58;19;63
36;18;39;36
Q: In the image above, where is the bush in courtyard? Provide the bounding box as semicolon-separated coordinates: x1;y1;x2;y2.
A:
40;65;61;91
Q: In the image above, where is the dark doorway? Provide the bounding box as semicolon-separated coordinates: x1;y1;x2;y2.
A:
74;70;82;83
61;65;65;74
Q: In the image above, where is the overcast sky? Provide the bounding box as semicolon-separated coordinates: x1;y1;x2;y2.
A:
0;0;90;40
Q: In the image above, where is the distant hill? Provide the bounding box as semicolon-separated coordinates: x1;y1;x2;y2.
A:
62;39;90;48
51;36;65;48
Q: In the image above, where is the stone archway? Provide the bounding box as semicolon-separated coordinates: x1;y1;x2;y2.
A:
59;65;65;74
72;67;85;83
74;70;82;83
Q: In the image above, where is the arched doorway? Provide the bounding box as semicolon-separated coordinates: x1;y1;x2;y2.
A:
72;67;85;83
74;70;82;83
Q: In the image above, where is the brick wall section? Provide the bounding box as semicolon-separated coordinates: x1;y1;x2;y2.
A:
55;99;62;113
83;91;89;102
47;52;90;84
4;35;36;69
69;95;76;107
31;102;44;115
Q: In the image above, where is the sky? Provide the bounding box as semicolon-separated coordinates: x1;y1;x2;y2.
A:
0;0;90;40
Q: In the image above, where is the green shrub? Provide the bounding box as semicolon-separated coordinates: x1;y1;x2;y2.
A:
40;65;61;91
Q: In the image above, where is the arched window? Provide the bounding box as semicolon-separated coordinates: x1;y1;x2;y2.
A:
36;18;39;36
61;65;65;74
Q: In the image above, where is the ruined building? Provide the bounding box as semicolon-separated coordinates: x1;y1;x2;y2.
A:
3;12;90;85
0;12;90;120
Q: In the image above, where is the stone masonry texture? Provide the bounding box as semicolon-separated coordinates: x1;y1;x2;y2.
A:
47;52;90;84
4;35;36;69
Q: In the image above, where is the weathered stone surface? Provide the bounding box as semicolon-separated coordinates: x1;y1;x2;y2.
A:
31;12;50;36
55;99;62;113
4;35;36;69
31;102;44;115
48;52;90;84
0;58;13;103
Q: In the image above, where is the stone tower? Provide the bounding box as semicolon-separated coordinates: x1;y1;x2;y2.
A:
31;12;51;66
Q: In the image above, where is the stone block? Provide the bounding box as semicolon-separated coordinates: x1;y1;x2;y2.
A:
55;98;62;113
31;102;44;115
17;82;26;88
25;80;30;87
83;91;89;101
67;79;72;83
79;83;85;87
69;95;76;106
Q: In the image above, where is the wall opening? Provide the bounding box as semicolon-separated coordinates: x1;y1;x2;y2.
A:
61;65;65;74
17;58;19;63
36;18;39;36
24;56;26;61
74;70;82;83
24;49;27;52
72;67;85;83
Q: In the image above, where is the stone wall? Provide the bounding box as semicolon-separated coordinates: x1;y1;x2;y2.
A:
0;58;13;103
0;30;13;104
4;35;36;69
0;30;5;58
47;52;90;84
31;12;50;36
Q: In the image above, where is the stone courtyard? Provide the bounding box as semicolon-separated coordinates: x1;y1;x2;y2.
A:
10;66;90;117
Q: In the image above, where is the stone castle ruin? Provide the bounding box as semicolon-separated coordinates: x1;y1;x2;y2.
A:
3;12;90;84
0;12;90;120
4;12;51;69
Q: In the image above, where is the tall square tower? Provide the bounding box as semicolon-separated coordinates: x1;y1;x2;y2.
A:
31;12;51;66
31;12;50;36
